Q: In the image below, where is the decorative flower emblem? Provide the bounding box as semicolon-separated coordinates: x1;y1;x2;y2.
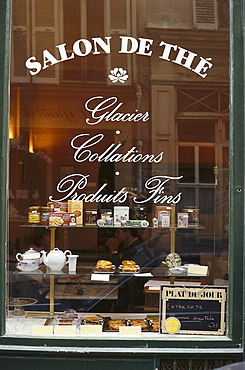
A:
108;68;129;83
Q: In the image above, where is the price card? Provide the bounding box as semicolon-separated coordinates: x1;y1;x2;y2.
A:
187;265;208;275
134;273;153;277
32;326;53;335
54;325;77;335
119;326;141;336
80;325;102;334
91;273;110;281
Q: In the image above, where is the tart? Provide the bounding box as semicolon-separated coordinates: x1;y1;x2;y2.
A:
107;319;126;330
150;319;160;331
128;319;148;330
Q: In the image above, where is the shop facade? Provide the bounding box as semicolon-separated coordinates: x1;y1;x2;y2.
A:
0;0;244;368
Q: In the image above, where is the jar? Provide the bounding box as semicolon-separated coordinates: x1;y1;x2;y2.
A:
182;206;199;225
28;206;41;224
100;209;113;226
133;206;147;220
85;209;97;226
40;206;50;225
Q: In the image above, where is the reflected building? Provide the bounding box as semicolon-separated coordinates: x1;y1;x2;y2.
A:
9;0;229;284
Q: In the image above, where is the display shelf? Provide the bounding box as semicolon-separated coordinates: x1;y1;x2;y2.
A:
16;205;205;316
20;224;204;229
13;264;207;278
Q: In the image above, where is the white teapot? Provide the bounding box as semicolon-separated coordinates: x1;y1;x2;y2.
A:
16;247;42;265
41;248;72;271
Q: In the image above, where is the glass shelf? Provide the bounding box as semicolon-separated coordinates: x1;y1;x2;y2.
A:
20;224;205;230
13;264;208;279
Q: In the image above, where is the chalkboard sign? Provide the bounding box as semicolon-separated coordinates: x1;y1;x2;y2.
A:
160;285;227;335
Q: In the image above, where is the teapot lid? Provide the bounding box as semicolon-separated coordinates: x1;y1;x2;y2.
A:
25;247;36;253
50;247;62;253
24;248;40;259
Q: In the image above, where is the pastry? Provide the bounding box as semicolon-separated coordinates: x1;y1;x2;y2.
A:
122;260;136;266
95;260;113;271
58;318;74;325
83;317;101;325
128;319;148;330
107;319;126;330
121;260;138;272
150;319;159;331
121;266;138;272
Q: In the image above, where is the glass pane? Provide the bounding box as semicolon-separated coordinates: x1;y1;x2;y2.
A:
178;146;195;183
7;0;230;338
178;120;216;142
199;147;215;183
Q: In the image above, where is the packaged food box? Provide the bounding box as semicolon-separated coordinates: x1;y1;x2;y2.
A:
47;202;68;212
155;206;171;227
49;212;76;226
68;200;83;225
113;206;129;227
177;213;189;227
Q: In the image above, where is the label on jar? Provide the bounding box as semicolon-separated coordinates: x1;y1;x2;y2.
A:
28;211;40;223
85;210;97;226
40;212;50;225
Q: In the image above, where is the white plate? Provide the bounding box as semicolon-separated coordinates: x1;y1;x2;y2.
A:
119;264;140;273
169;267;187;274
93;265;116;273
17;265;39;272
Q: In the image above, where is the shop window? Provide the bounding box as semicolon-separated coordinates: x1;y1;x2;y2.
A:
7;0;231;340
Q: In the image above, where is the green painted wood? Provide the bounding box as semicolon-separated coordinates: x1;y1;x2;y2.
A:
0;0;11;337
0;355;155;370
229;0;245;349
